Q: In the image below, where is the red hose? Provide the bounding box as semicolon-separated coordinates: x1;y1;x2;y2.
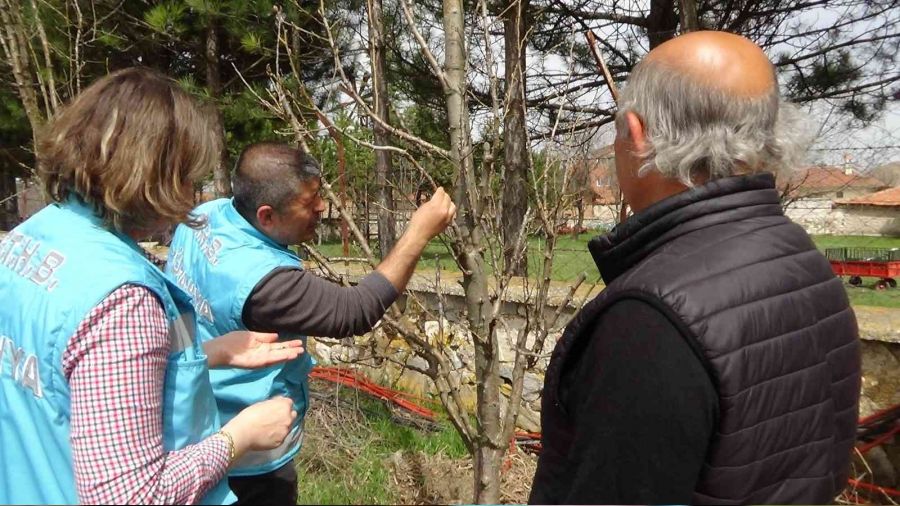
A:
847;478;900;498
310;366;437;419
857;423;900;454
859;404;900;426
310;366;900;499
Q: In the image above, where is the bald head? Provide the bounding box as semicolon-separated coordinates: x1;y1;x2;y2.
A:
613;30;810;197
646;31;776;97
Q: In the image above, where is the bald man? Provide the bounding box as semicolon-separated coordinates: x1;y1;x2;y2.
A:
166;143;455;505
529;32;859;505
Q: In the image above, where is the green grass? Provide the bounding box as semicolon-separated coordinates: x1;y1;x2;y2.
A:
295;383;468;505
843;287;900;308
312;233;900;307
312;232;602;282
811;235;900;308
810;234;900;250
369;416;468;459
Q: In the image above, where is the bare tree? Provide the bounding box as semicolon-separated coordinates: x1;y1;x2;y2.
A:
245;0;900;501
0;0;58;152
0;0;97;215
871;161;900;187
246;1;596;502
367;0;398;257
501;0;530;276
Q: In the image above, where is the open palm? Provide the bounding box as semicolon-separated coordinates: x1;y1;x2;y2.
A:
206;331;304;369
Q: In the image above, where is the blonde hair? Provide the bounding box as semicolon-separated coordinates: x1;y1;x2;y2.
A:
38;67;221;232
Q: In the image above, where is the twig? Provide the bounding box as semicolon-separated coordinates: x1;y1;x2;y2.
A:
585;31;620;105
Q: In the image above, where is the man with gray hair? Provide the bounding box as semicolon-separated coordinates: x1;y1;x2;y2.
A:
167;142;456;504
529;31;860;504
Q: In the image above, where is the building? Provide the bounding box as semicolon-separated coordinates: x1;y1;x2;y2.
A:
832;187;900;236
782;165;888;235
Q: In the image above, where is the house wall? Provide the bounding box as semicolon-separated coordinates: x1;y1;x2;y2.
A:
785;198;900;236
559;203;621;231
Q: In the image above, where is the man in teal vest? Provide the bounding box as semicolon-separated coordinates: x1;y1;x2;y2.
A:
167;142;456;504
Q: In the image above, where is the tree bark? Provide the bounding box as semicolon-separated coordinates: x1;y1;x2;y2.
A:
646;0;679;48
501;0;529;276
575;196;584;236
441;1;502;503
206;17;231;197
0;0;52;205
678;0;700;32
0;169;20;230
367;0;397;258
0;0;45;148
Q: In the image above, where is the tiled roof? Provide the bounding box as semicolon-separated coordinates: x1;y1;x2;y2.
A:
788;166;886;191
835;186;900;208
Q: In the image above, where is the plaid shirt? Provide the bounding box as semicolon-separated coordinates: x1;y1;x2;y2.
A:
62;284;230;504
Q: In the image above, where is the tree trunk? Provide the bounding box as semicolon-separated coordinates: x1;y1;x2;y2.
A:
0;0;45;152
574;196;584;237
472;327;503;503
367;0;397;258
205;18;231;197
0;0;53;206
0;169;19;230
646;0;679;49
501;0;529;276
678;0;700;32
441;0;502;503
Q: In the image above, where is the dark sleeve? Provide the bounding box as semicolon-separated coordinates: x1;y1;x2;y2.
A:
242;267;399;338
560;298;718;505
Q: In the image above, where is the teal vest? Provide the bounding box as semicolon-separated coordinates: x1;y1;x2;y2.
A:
0;198;235;505
166;199;315;476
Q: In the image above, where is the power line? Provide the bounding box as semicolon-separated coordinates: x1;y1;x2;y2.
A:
810;145;900;151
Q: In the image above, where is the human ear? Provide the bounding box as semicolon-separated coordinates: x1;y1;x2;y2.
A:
256;205;276;228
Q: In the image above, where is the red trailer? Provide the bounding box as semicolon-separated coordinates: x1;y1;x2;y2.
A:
826;248;900;290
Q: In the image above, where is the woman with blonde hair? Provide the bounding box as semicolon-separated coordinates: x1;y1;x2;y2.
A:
0;67;302;504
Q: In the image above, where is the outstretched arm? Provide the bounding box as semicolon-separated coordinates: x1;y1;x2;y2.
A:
242;188;456;338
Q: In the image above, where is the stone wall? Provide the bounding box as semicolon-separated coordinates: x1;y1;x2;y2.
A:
854;306;900;418
785;198;900;236
311;273;900;431
310;274;585;433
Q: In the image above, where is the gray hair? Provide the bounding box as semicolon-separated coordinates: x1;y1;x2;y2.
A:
233;142;321;223
617;59;812;186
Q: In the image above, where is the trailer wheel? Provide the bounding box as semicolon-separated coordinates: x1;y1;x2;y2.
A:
849;276;863;286
888;278;897;289
875;279;890;291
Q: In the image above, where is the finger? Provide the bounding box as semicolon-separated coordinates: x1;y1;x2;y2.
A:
266;348;303;363
290;410;298;420
433;187;447;204
279;339;304;349
268;397;289;408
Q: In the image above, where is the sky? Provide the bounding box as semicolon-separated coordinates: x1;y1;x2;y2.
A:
339;1;899;171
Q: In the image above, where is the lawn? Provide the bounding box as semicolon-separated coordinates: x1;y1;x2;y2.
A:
810;235;900;251
810;235;900;308
295;380;468;504
311;232;601;283
311;233;900;308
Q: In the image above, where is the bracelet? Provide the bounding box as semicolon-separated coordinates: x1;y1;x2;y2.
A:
215;430;236;464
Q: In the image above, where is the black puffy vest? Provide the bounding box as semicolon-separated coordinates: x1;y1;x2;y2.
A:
531;173;860;504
